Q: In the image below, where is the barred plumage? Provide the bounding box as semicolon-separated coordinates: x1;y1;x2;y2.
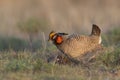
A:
48;24;102;58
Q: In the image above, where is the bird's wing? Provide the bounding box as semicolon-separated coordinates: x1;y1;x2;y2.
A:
62;34;89;55
66;34;89;45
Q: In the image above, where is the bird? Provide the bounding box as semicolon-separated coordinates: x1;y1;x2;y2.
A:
48;24;102;59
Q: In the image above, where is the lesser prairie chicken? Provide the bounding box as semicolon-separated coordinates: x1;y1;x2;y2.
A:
48;24;102;60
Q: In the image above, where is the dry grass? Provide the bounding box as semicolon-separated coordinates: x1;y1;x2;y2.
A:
0;46;120;80
0;0;120;37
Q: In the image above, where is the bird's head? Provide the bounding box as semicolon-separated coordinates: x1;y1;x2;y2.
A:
48;31;68;44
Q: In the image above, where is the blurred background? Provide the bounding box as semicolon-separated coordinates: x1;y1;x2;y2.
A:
0;0;120;51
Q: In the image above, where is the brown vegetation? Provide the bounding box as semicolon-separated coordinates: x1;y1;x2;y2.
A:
0;0;120;37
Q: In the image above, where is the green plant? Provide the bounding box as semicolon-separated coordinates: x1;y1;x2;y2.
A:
103;27;120;46
0;37;28;51
18;18;48;51
99;47;120;69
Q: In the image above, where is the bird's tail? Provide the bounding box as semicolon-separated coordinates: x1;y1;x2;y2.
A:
91;24;101;36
